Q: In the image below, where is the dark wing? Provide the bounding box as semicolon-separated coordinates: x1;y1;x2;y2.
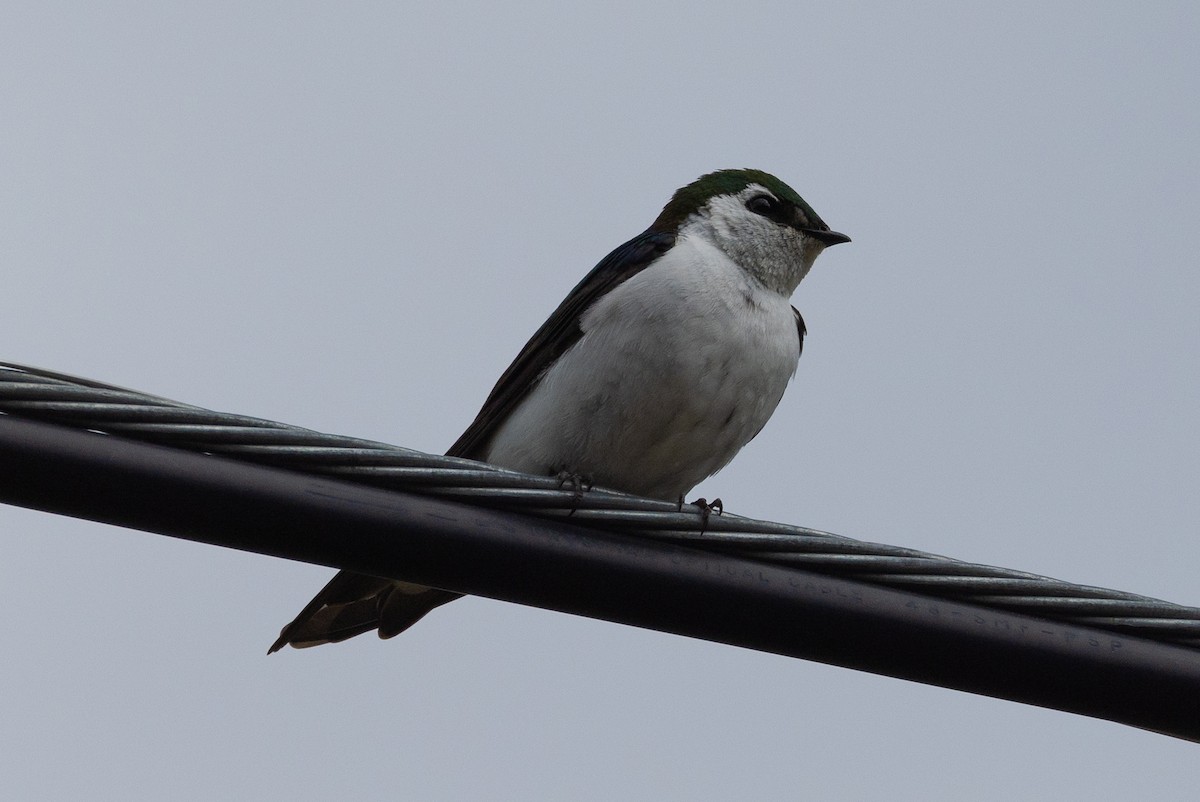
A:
268;572;459;653
447;229;676;459
793;306;807;357
270;229;674;652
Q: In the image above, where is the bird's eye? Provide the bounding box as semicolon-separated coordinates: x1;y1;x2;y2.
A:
746;195;777;216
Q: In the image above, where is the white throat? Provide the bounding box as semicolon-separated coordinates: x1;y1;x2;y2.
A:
679;187;824;296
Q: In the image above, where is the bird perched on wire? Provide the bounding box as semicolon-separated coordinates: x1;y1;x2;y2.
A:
270;168;849;652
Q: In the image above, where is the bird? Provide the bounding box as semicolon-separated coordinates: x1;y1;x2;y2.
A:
269;168;849;652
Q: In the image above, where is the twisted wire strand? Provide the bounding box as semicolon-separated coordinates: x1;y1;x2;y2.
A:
3;361;1198;647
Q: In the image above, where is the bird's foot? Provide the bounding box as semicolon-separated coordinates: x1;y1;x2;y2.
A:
555;470;593;515
681;496;723;533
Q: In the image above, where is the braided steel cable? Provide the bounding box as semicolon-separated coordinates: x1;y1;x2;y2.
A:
3;361;1199;648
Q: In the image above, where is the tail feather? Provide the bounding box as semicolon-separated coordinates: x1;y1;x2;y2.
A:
269;570;462;653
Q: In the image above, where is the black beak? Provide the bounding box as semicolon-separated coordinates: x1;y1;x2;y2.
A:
802;228;851;246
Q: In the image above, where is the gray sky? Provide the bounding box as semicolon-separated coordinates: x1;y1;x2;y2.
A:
3;3;1199;799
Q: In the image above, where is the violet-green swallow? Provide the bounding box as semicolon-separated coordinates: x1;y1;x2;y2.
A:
269;168;849;652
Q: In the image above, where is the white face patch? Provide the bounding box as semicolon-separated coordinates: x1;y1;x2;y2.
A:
679;184;820;296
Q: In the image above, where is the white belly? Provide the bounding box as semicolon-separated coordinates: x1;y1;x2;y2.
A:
484;236;801;501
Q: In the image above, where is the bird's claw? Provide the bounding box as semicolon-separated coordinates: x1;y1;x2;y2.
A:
556;470;592;515
682;496;723;533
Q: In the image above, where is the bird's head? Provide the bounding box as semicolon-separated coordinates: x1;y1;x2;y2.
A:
651;169;849;295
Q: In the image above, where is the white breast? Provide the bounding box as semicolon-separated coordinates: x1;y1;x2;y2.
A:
484;233;801;501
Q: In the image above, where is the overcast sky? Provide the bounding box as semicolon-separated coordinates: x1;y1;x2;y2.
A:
3;3;1199;799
